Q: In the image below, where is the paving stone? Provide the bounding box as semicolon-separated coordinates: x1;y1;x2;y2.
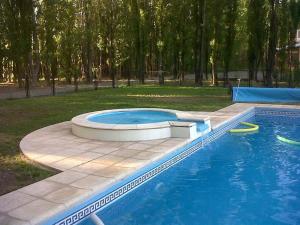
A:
47;170;88;184
118;142;135;148
44;186;91;207
126;143;152;150
132;151;163;160
138;139;167;145
70;175;114;191
73;143;104;151
89;141;123;148
71;151;103;161
93;166;134;180
0;214;30;225
71;162;108;174
160;138;186;146
0;192;36;213
89;146;120;154
21;150;44;159
147;145;175;153
36;154;68;164
110;149;141;157
50;158;85;170
115;158;149;168
8;199;65;224
18;180;64;197
90;155;126;166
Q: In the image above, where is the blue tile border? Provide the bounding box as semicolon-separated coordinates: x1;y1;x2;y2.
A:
255;107;300;117
51;107;300;225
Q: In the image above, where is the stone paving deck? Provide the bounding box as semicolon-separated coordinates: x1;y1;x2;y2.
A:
1;103;300;225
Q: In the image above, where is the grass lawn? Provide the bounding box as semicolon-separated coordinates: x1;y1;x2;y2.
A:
0;85;231;195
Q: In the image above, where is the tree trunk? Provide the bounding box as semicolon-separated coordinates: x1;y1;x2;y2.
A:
211;59;218;86
31;0;40;86
14;61;23;88
74;75;78;92
179;57;185;86
265;0;278;87
204;36;209;81
109;37;116;88
158;50;164;85
172;37;179;79
288;47;292;87
0;57;3;82
51;57;57;96
200;0;206;86
24;64;30;98
51;74;55;95
248;64;253;87
194;0;200;85
196;0;205;86
127;61;131;86
83;0;93;83
223;0;237;87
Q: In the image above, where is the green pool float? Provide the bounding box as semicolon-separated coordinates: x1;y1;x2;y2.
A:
229;122;259;133
276;135;300;146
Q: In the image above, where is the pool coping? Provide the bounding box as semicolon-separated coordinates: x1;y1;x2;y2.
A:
1;103;300;225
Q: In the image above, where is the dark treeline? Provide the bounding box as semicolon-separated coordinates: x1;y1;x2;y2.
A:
0;0;300;96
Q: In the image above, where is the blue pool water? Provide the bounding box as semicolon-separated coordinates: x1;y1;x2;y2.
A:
88;110;178;124
80;114;300;225
88;110;208;132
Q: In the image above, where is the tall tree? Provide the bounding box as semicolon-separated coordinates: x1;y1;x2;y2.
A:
4;0;34;96
208;0;225;86
287;0;300;87
82;0;93;83
41;0;59;95
194;0;206;86
130;0;145;84
247;0;267;86
277;0;290;87
223;0;238;87
265;0;279;87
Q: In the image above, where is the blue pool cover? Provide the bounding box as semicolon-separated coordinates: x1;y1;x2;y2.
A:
232;87;300;103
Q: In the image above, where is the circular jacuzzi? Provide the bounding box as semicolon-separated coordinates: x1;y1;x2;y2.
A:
88;110;178;125
71;108;211;141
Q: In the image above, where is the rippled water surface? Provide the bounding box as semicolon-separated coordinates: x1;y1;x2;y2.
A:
88;110;178;124
88;110;208;132
81;114;300;225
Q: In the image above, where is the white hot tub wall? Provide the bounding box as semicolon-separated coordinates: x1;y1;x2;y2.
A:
71;109;211;142
72;124;172;141
72;123;202;141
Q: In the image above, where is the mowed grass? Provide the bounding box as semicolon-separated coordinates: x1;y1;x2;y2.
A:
0;85;231;195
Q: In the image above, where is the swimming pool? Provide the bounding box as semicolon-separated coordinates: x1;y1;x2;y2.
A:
79;109;300;225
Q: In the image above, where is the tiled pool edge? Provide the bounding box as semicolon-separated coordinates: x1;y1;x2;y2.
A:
49;107;257;225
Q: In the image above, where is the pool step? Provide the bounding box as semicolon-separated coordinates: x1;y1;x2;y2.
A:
90;213;105;225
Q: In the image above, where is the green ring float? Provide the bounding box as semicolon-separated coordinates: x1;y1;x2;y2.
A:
276;135;300;146
229;122;259;133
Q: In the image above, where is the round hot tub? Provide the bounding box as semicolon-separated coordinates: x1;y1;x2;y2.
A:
71;108;210;141
88;110;178;125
